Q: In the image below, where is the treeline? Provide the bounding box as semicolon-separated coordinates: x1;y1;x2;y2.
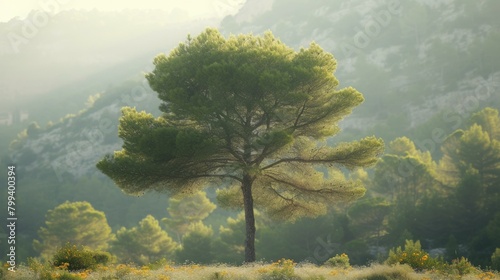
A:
1;107;499;267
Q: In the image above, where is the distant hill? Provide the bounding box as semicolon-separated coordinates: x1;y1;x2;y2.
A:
2;1;499;263
221;0;500;141
6;0;500;179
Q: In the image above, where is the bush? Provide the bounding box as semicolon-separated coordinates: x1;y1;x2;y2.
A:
444;257;477;276
259;259;299;280
323;253;351;269
355;264;417;280
386;240;441;271
492;248;500;271
28;257;58;280
52;243;111;271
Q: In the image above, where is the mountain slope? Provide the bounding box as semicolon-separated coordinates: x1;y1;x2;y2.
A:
221;0;500;142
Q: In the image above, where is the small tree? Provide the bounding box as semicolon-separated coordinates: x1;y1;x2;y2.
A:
33;201;113;259
111;215;178;265
97;28;384;262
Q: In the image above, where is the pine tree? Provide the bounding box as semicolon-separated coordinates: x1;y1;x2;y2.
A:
111;215;178;265
33;201;113;259
97;28;384;262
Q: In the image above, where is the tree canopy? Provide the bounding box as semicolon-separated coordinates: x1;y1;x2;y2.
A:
97;28;384;262
111;215;178;265
33;201;113;259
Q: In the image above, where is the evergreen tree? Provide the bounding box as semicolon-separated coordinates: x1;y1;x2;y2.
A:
111;215;178;265
436;108;500;264
346;197;391;242
97;28;384;262
469;107;500;141
33;201;113;259
371;137;440;241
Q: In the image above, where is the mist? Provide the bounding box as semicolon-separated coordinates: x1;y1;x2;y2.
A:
1;0;499;277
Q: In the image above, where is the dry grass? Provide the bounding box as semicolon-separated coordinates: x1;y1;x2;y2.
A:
2;262;500;280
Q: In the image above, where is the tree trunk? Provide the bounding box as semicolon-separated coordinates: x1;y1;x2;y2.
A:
242;173;256;262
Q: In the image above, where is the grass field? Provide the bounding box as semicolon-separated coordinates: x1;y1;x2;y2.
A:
3;261;500;280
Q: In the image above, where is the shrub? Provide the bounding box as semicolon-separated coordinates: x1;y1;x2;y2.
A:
146;258;170;270
492;248;500;271
444;257;477;276
355;264;417;280
28;257;58;280
386;240;441;271
259;259;299;280
52;243;111;271
323;253;351;269
92;251;113;265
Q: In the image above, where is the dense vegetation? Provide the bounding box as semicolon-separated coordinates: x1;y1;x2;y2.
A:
1;0;499;278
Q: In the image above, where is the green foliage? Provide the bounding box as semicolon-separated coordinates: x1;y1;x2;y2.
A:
97;27;384;262
444;257;477;276
492;248;500;271
386;240;441;271
347;198;391;240
33;201;113;259
163;191;216;241
437;108;500;258
445;235;460;261
259;259;299;280
487;213;500;248
354;264;416;280
111;215;178;265
213;210;269;264
52;243;110;271
176;222;215;264
28;257;48;277
344;239;372;266
469;107;500;141
57;273;84;280
323;253;351;269
146;258;170;270
257;214;341;263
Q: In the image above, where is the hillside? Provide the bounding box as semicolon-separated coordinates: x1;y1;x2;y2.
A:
1;0;499;266
221;0;500;141
7;0;500;180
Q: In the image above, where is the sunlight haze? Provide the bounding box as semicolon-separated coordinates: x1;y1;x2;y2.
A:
0;0;244;22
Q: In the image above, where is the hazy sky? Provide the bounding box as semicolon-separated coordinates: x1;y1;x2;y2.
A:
0;0;245;22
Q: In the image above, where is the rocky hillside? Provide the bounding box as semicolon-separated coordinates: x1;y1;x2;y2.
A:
221;0;500;136
6;0;500;179
9;80;161;179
